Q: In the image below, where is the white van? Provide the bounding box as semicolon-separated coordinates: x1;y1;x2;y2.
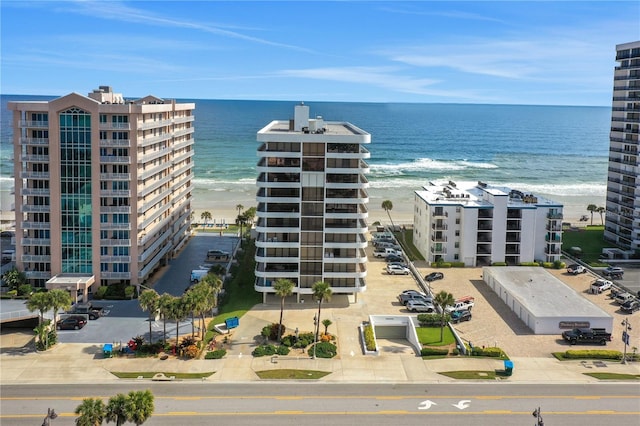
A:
190;269;209;283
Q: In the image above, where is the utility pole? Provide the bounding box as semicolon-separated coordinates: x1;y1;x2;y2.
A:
621;318;632;364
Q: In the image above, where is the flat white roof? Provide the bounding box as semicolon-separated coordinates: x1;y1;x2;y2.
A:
46;275;94;285
415;180;562;209
484;267;612;318
258;119;370;137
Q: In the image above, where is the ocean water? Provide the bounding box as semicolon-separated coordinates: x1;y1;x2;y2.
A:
0;96;611;220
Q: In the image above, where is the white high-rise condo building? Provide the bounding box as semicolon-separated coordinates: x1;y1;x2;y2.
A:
8;86;194;302
255;103;370;303
413;181;563;266
605;41;640;256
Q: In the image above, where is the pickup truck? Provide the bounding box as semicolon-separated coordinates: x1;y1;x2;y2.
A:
566;264;587;275
373;248;403;258
445;296;475;313
68;302;104;320
562;327;612;345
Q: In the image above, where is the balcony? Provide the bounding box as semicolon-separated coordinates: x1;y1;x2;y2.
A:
21;205;50;213
100;139;131;147
20;188;50;196
21;221;50;229
431;222;448;230
99;122;131;130
20;137;49;145
19;120;49;128
546;213;563;220
99;155;130;164
21;254;51;262
21;238;51;246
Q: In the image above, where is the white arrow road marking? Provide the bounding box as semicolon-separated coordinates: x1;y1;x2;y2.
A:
418;400;437;410
452;400;471;410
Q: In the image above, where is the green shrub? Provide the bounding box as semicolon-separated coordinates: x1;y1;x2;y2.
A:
564;350;622;360
6;290;17;297
491;262;507;266
449;262;466;268
417;313;449;326
294;332;314;349
541;262;554;268
420;347;449;356
553;260;565;269
205;349;227;359
93;286;108;300
281;334;294;347
261;323;285;341
252;344;277;357
309;341;337;358
363;324;376;351
124;285;136;299
276;345;290;355
17;284;33;296
471;347;504;357
518;262;540;267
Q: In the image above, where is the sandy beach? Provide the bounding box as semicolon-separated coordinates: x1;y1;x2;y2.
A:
189;186;599;229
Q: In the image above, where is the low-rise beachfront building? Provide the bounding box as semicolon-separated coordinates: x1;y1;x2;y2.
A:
255;103;371;303
8;86;194;300
413;181;563;267
605;40;640;256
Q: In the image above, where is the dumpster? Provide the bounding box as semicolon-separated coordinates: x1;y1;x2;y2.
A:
504;360;513;376
103;344;113;358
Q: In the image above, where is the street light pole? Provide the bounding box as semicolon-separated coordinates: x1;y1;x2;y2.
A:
42;408;57;426
312;314;317;359
621;318;632;364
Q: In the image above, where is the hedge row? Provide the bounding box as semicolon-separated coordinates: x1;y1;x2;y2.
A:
563;350;623;360
471;347;504;357
363;324;376;351
420;347;449;356
417;313;450;327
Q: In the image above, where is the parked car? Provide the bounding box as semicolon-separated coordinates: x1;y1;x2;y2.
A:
400;289;426;297
387;264;410;275
425;272;444;282
450;309;472;323
406;300;436;313
56;316;87;330
621;299;640;314
398;293;433;305
387;262;409;269
386;254;404;263
590;279;613;294
603;266;624;278
567;264;587;275
614;292;635;305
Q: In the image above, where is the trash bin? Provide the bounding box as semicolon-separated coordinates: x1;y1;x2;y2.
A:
504;360;513;376
103;344;113;358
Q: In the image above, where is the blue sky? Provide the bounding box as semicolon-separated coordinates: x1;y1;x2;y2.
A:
1;1;638;105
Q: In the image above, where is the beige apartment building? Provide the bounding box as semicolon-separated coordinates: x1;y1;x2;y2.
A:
8;86;194;301
255;103;371;302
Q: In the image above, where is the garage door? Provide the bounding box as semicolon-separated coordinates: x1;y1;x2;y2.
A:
374;325;406;339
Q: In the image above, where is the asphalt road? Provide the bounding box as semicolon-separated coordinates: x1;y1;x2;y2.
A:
1;383;639;426
54;234;239;345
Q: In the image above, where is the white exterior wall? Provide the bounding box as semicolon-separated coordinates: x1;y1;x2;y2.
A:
459;208;478;266
483;267;613;334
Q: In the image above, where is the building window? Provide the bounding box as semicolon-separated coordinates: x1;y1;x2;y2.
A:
455;230;460;237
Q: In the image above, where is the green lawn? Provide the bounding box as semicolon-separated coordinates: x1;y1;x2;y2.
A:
584;372;640;380
439;370;504;380
395;229;425;262
255;369;331;380
416;326;455;346
111;371;215;379
561;226;609;264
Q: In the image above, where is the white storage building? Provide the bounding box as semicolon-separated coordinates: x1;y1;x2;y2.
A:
482;267;613;334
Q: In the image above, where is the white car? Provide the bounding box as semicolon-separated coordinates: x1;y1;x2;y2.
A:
406;300;436;313
387;264;410;275
590;279;612;293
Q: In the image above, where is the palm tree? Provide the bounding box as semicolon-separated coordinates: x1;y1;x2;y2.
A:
381;200;395;231
181;289;198;338
139;289;159;344
188;281;213;338
74;398;105;426
157;293;174;346
586;204;597;226
2;267;27;292
105;393;128;426
236;204;244;217
273;278;295;342
311;281;332;344
200;210;212;225
26;291;52;326
322;319;332;335
596;206;606;225
48;289;72;326
202;273;223;310
124;390;154;425
433;290;455;342
171;297;189;349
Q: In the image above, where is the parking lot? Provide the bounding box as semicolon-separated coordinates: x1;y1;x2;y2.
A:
364;238;639;359
53;233;239;345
